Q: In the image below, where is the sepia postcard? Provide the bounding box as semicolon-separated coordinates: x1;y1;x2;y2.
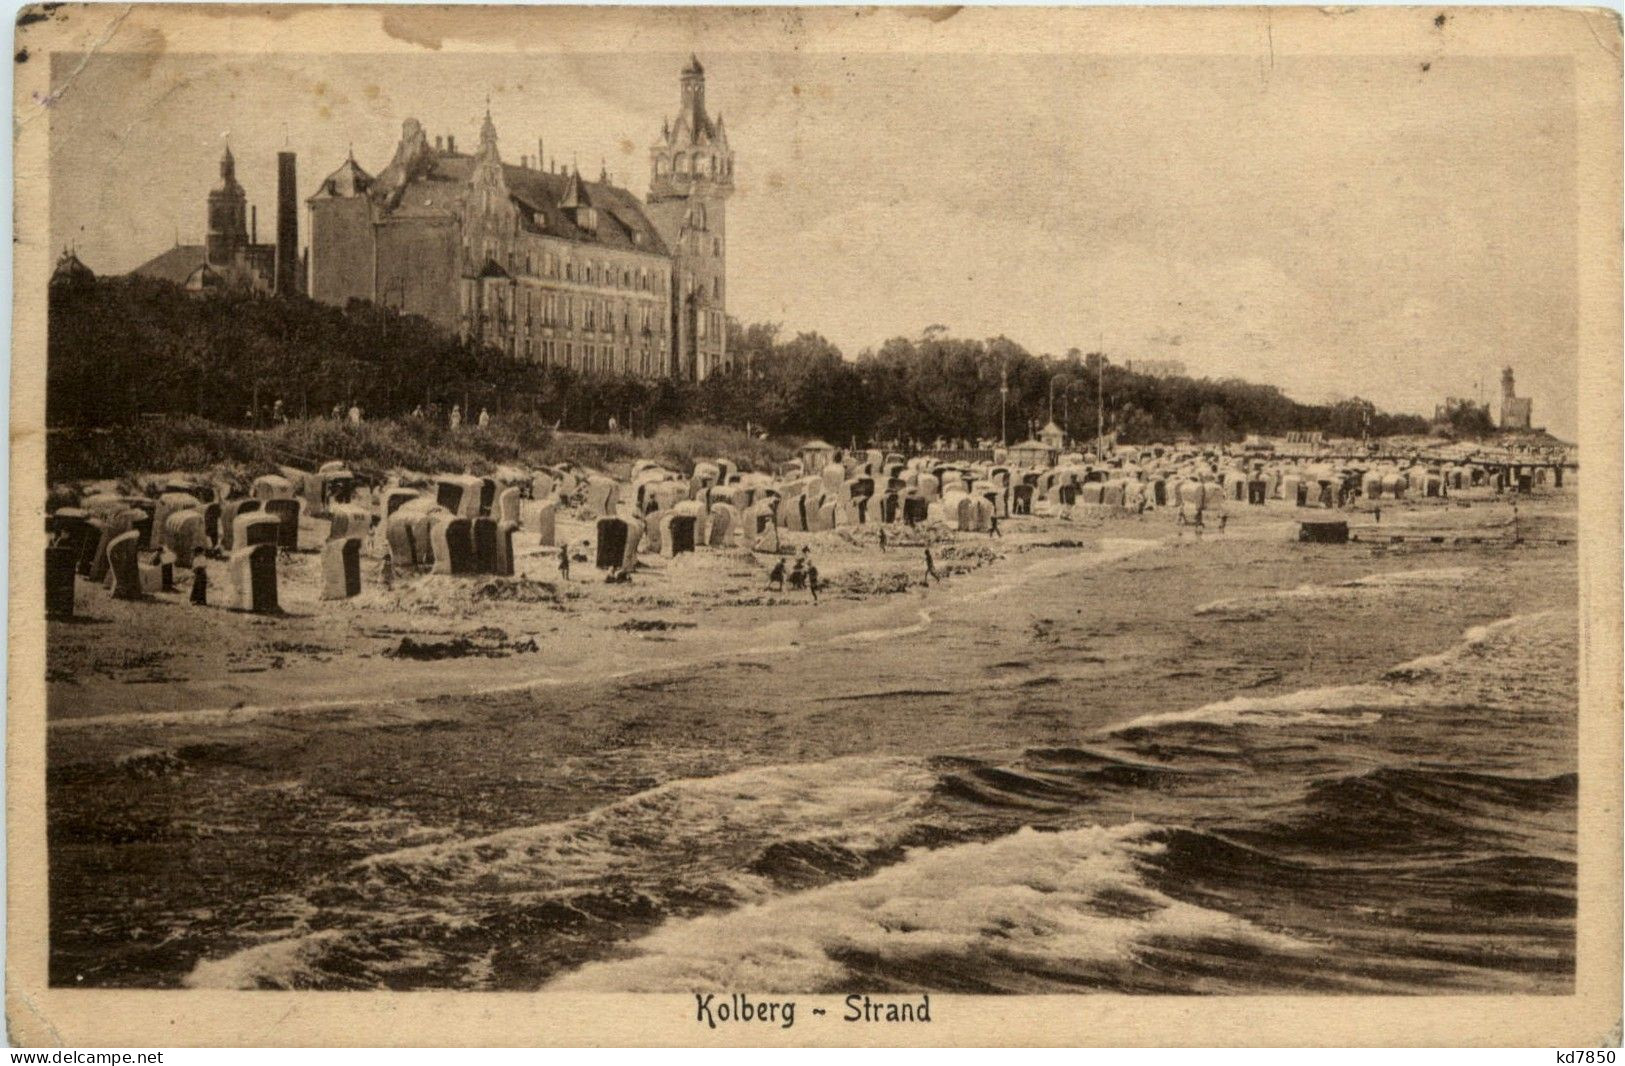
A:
9;2;1623;1048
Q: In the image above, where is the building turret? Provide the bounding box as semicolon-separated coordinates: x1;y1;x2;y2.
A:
647;57;734;381
206;145;249;266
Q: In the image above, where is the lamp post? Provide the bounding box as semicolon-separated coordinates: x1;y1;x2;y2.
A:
1000;364;1009;446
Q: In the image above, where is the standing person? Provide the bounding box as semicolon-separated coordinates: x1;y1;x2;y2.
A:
989;515;1002;538
478;407;491;430
349;403;362;425
878;528;888;553
768;559;786;591
789;557;806;590
1374;504;1382;524
189;548;209;606
1218;513;1228;533
272;398;285;425
558;545;570;581
807;562;820;603
450;405;462;431
380;550;394;591
924;547;940;584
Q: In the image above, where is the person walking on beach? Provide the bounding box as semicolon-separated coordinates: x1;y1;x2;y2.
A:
768;559;786;591
189;547;209;606
789;557;807;590
989;515;1002;538
807;562;820;603
878;528;888;553
924;547;940;584
558;545;570;581
1374;504;1382;524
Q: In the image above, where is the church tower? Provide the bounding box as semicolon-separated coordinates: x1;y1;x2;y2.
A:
206;145;250;267
648;55;735;380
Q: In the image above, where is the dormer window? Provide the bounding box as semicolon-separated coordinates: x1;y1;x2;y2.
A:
576;206;597;233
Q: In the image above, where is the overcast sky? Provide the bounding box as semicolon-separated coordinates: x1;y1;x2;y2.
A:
50;48;1577;437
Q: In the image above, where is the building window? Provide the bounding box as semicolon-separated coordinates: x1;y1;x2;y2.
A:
713;276;721;299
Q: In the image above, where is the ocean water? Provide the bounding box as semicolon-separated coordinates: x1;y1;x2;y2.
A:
177;568;1577;996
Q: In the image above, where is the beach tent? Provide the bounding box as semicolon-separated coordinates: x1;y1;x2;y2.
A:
429;515;476;575
1381;472;1407;498
436;475;484;519
583;476;621;517
529;499;558;547
595;515;644;571
705;503;738;547
251;474;295;502
659;512;699;557
152;492;203;549
690;462;721;499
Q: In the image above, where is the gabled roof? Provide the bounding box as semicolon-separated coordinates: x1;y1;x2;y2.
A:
383;152;668;255
310;154;373;201
131;244;209;286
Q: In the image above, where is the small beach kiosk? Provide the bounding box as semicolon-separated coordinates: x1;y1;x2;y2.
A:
1007;438;1059;469
798;439;838;473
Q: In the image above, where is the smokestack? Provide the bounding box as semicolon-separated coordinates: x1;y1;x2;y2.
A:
447;135;456;153
275;151;299;296
251;205;257;244
436;135;444;151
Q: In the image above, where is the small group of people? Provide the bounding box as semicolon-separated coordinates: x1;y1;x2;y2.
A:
767;546;822;602
442;405;493;431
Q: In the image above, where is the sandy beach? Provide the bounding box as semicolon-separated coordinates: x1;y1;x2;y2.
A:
46;487;1578;990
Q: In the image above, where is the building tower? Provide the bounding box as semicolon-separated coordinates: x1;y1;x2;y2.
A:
647;55;734;380
1500;366;1534;430
206;145;250;267
275;151;300;295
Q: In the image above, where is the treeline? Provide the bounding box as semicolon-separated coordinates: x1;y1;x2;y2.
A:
48;274;1432;446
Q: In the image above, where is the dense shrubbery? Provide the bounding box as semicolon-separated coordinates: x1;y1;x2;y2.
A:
49;275;1433;467
46;413;793;484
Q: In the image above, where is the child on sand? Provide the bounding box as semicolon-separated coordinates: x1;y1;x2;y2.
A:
878;529;888;552
558;546;570;580
768;559;786;591
789;558;807;590
807;563;820;603
924;547;940;584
